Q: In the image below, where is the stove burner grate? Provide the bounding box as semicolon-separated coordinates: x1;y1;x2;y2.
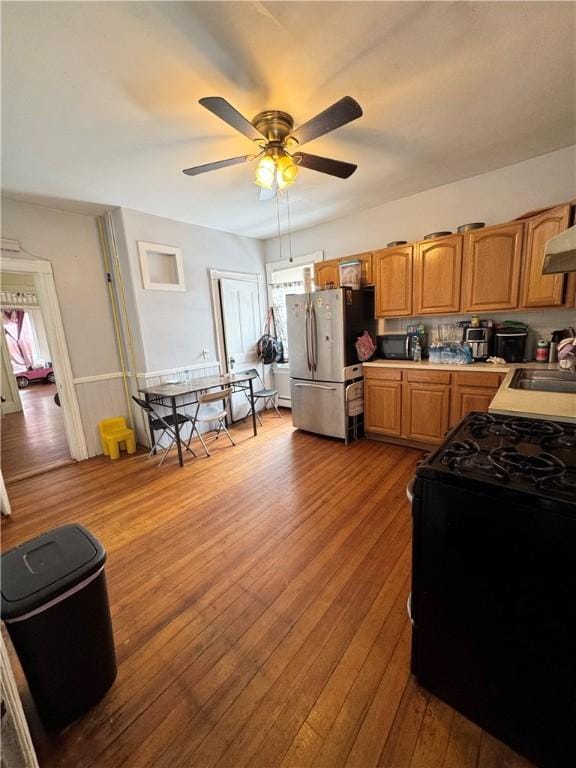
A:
504;418;564;440
488;447;566;483
466;413;567;445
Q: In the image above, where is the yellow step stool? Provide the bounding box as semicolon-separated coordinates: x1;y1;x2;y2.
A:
98;417;136;460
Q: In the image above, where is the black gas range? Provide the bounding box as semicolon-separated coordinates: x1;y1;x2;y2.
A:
410;412;576;768
421;412;576;504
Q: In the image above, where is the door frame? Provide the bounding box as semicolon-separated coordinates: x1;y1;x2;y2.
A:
0;322;23;414
1;256;88;461
209;268;266;374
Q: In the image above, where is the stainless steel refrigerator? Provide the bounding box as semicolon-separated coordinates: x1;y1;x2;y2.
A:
286;287;375;439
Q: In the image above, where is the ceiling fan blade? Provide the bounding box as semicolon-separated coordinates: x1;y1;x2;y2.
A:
293;152;357;179
199;97;266;142
182;155;250;176
288;97;362;146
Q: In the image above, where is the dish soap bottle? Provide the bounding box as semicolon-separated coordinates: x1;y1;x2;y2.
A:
413;336;422;362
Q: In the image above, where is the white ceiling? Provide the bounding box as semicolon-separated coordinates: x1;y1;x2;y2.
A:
2;2;575;239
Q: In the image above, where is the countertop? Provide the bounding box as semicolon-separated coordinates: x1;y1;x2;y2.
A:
363;359;563;373
363;359;576;423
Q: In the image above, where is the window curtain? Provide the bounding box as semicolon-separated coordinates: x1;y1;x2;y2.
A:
270;280;305;360
3;310;33;369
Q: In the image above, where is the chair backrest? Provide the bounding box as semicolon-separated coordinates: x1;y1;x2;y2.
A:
99;417;128;436
132;395;154;414
198;387;232;405
244;368;264;387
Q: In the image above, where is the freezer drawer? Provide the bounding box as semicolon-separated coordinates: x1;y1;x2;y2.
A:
290;379;346;439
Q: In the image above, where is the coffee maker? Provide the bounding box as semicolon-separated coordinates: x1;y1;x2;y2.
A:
463;326;492;361
494;330;528;362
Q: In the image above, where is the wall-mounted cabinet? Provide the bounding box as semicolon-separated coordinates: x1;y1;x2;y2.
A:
374;246;413;317
520;204;572;308
314;259;340;289
345;252;373;285
461;222;524;312
413;235;463;315
314;252;373;289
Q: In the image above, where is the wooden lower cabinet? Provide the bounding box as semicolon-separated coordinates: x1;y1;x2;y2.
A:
450;371;503;427
365;367;504;445
364;379;402;435
364;368;402;435
402;381;451;444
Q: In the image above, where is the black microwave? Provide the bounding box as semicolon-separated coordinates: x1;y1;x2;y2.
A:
377;333;421;360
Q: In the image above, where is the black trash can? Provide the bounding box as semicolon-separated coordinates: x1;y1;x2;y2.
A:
1;524;117;729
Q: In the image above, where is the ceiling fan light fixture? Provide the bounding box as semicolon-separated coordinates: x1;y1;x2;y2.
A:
254;154;276;189
276;154;299;189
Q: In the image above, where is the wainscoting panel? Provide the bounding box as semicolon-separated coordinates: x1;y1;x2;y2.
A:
74;377;130;457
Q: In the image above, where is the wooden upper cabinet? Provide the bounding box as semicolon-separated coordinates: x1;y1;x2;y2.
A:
462;222;524;312
346;252;373;285
374;246;413;317
314;260;340;289
413;235;463;315
521;204;572;308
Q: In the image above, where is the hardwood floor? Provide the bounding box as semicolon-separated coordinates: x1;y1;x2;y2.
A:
1;414;533;768
1;383;71;482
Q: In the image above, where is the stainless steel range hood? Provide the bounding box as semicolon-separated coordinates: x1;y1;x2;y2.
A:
542;225;576;274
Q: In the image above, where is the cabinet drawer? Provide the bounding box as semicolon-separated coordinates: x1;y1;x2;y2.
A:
405;370;451;385
453;372;504;389
364;367;402;381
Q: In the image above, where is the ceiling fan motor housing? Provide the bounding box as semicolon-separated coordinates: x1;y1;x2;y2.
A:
252;110;295;145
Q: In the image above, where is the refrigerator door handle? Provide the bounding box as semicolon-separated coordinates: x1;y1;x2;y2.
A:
311;304;318;371
305;301;312;371
294;383;337;391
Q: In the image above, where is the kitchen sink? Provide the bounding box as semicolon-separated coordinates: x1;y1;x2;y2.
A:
510;368;576;394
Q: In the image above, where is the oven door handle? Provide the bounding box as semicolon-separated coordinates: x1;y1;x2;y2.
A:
406;477;415;503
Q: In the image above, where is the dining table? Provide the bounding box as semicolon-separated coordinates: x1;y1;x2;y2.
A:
138;370;258;467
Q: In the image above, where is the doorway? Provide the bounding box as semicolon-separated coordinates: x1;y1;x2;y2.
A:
1;271;74;481
210;269;266;421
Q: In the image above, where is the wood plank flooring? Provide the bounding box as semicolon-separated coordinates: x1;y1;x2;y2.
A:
1;383;71;482
1;414;534;768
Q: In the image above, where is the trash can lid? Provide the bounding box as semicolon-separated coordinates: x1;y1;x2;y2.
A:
1;524;106;621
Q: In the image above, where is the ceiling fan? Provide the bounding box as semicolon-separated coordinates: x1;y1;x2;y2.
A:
182;96;363;193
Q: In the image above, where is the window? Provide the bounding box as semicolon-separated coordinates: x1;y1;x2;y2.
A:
266;252;322;360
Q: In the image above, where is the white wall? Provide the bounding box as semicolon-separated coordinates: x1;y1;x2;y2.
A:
1;197;120;378
1;197;125;456
111;207;266;373
264;146;576;263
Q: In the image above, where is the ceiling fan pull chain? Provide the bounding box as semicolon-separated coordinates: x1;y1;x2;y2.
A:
276;193;283;262
286;189;294;263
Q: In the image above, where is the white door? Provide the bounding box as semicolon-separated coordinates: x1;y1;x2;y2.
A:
220;277;262;419
0;326;22;415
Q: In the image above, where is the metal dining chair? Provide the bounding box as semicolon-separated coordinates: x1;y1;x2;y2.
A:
189;387;235;457
242;368;282;426
132;396;196;467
